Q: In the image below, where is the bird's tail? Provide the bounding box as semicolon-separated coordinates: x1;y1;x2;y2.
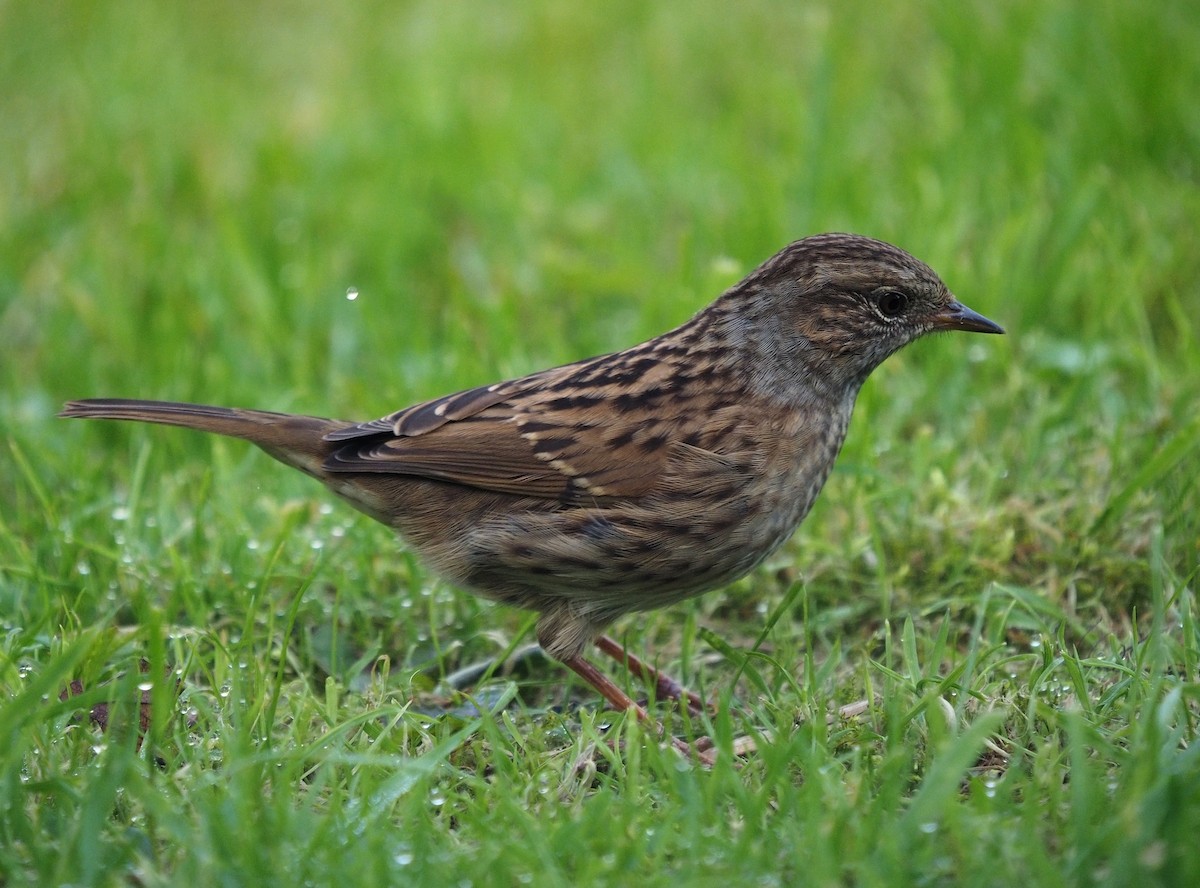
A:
59;398;348;479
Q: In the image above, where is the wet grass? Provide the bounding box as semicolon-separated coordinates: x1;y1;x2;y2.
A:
2;1;1198;884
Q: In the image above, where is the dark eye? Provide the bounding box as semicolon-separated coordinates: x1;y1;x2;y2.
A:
877;290;910;318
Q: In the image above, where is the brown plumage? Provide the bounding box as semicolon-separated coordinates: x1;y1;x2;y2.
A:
61;233;1003;755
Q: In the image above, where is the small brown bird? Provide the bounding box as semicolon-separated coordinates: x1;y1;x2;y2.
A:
62;233;1002;753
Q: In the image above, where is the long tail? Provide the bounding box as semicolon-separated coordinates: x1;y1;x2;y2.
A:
59;398;350;479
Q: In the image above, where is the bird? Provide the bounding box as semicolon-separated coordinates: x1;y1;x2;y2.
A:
61;233;1003;757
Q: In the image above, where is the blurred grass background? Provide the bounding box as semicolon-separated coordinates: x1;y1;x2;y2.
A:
1;1;1198;885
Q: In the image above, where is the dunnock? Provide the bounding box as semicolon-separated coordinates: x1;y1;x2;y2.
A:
62;233;1002;756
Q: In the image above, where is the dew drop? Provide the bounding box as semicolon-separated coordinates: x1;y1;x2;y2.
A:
346;287;359;301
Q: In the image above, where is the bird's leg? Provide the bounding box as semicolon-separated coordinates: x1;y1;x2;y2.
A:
594;635;708;715
560;653;713;764
560;654;650;719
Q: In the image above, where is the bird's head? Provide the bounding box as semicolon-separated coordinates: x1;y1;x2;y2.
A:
716;233;1003;397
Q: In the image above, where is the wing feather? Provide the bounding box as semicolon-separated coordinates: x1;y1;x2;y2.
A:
320;344;749;501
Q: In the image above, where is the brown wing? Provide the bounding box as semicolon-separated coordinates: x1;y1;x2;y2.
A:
322;365;569;440
326;412;584;499
321;343;727;501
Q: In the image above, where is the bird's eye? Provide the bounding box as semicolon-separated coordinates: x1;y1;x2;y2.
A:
876;290;910;318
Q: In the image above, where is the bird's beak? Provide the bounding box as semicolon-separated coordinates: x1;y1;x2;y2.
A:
934;299;1005;334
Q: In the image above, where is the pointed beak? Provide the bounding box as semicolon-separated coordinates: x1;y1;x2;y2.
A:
934;299;1005;334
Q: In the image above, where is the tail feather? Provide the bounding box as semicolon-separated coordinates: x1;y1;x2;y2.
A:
60;398;348;477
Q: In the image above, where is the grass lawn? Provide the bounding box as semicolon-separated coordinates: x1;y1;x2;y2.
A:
2;1;1198;884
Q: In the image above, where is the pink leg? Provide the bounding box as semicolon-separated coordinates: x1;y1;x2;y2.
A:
560;653;713;764
594;634;708;715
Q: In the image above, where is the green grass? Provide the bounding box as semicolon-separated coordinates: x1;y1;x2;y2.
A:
2;0;1199;884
